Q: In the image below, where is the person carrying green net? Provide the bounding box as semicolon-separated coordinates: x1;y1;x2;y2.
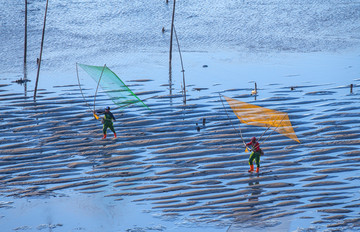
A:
97;106;116;139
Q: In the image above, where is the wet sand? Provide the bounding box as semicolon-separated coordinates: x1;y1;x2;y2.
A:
0;75;360;232
1;0;360;230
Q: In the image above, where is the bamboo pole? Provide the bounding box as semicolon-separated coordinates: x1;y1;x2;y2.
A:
24;0;27;66
34;0;49;100
173;26;186;105
168;0;176;95
24;0;28;96
93;64;107;113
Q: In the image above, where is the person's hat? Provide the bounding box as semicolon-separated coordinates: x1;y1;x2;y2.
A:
251;137;256;142
105;106;110;110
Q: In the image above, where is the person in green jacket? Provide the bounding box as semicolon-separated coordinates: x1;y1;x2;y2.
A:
97;106;116;139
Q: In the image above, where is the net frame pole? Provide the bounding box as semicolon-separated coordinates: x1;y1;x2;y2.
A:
219;94;247;149
76;63;92;111
93;64;107;112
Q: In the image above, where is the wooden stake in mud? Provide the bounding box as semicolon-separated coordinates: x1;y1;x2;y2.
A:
34;0;49;100
252;82;257;100
168;0;176;95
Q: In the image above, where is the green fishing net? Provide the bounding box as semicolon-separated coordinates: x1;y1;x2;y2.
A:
78;63;150;110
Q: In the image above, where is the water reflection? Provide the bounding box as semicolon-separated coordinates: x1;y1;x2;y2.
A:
248;178;262;202
13;64;30;97
23;64;28;97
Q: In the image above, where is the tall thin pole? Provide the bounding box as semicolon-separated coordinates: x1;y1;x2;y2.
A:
24;0;27;66
34;0;49;100
168;0;176;95
24;0;28;96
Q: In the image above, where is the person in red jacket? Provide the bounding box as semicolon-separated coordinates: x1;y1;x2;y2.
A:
246;137;262;173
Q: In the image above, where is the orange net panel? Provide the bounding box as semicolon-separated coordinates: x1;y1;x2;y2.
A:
224;96;300;143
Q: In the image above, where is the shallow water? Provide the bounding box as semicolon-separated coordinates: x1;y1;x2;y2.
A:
2;0;360;72
1;0;360;231
1;76;360;231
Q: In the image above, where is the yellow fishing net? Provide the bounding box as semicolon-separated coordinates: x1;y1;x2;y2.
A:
224;96;300;143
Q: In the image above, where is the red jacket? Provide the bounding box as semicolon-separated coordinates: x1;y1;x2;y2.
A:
246;141;260;152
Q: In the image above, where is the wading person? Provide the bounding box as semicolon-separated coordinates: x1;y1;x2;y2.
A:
246;137;262;173
97;106;116;139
